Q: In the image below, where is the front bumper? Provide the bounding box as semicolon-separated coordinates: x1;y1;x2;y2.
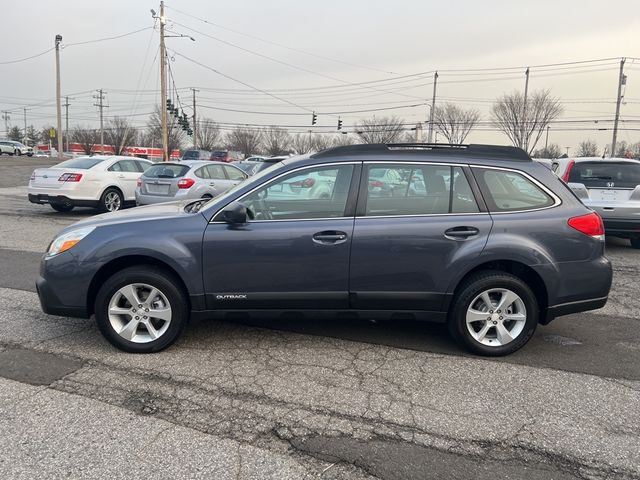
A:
36;275;89;318
28;194;99;208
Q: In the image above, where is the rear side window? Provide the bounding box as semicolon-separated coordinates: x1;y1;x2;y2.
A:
364;164;479;216
207;165;226;179
474;168;555;212
568;161;640;188
194;167;210;179
144;164;190;178
56;157;104;169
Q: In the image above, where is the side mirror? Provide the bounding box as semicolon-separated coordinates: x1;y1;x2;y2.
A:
220;201;252;224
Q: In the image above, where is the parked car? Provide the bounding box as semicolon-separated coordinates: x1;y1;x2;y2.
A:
0;141;15;155
135;160;247;206
210;150;243;163
234;156;287;176
28;155;152;212
554;157;640;248
33;150;50;158
3;140;33;156
37;143;611;356
180;149;211;161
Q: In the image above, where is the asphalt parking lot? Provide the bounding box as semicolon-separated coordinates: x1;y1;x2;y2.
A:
0;156;639;479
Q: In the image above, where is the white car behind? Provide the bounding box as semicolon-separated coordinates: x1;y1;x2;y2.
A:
28;155;152;212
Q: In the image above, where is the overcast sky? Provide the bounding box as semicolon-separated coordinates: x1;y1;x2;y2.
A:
1;0;639;153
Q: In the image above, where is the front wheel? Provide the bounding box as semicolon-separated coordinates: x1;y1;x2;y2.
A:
630;237;640;249
94;266;189;353
99;187;124;213
448;271;538;356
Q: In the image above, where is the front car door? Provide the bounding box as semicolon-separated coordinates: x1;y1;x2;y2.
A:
202;162;360;310
349;161;493;313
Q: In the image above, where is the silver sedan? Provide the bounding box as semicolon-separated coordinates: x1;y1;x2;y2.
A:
135;160;247;205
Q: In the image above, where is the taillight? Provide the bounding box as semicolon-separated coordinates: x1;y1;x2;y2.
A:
136;178;142;187
568;212;604;240
561;160;575;183
291;178;315;188
177;178;195;189
58;173;83;182
369;180;384;188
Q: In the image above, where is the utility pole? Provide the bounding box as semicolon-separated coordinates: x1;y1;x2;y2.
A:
23;108;27;144
63;96;72;152
522;67;530;150
544;126;550;153
55;34;63;160
415;123;423;142
611;58;626;158
427;71;438;143
93;89;106;153
191;88;198;149
1;111;9;137
160;1;169;161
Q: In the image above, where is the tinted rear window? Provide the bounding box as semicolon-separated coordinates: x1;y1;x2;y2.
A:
568;161;640;188
475;168;555;212
56;157;104;169
181;150;201;160
144;164;190;178
211;151;227;158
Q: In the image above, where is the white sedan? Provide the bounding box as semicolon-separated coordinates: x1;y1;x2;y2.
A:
28;155;153;212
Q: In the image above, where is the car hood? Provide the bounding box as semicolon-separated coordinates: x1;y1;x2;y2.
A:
63;201;200;232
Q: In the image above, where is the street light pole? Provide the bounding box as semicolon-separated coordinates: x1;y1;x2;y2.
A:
55;34;63;160
159;1;169;161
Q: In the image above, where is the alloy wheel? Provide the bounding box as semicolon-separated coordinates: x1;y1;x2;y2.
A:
465;288;527;346
107;283;172;343
104;191;122;211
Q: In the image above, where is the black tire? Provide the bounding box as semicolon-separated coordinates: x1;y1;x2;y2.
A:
631;237;640;249
94;266;189;353
50;202;74;212
15;149;20;156
448;271;539;356
99;187;124;213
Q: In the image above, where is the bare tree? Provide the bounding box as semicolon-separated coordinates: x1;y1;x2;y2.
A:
196;118;222;150
354;116;405;144
491;89;563;154
310;134;332;152
331;133;356;147
104;117;135;155
576;139;599;157
290;133;313;155
262;126;291;155
432;103;480;144
225;126;262;158
71;126;99;154
146;106;185;157
532;143;562;159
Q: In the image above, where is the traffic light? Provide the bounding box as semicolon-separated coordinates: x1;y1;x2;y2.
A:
166;99;173;112
311;112;317;126
337;117;343;130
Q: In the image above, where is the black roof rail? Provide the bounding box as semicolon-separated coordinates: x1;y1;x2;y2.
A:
311;143;531;161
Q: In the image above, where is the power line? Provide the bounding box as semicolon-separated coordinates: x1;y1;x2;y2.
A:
62;27;154;48
0;47;54;65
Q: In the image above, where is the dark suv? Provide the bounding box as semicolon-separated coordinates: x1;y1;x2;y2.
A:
37;144;612;355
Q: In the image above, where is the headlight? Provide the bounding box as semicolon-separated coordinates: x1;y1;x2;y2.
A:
47;226;95;256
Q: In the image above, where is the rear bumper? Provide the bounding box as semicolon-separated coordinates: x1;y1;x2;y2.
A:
136;191;190;205
28;194;99;208
602;218;640;237
543;296;608;324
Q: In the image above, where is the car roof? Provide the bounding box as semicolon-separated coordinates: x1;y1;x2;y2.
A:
568;157;640;164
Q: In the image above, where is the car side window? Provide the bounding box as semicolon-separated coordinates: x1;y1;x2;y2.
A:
109;160;138;173
135;160;151;172
224;165;246;181
241;164;354;220
194;167;210;179
207;165;226;180
474;168;555;212
364;164;479;216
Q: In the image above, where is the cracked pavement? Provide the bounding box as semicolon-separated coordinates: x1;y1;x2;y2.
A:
0;159;639;479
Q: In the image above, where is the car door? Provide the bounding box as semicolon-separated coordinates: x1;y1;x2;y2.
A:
109;160;142;200
349;162;493;312
222;164;248;193
206;164;229;196
202;162;360;309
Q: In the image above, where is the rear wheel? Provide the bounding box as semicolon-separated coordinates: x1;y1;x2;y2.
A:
448;271;538;356
94;266;188;353
50;202;74;212
99;187;124;213
631;237;640;249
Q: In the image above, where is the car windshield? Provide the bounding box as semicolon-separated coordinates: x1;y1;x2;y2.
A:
211;151;227;158
56;157;105;169
144;164;190;178
235;162;258;173
569;161;640;188
181;151;201;160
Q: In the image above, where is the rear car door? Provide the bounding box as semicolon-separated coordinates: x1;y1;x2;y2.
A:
202;162;360;309
109;160;142;200
349;162;493;312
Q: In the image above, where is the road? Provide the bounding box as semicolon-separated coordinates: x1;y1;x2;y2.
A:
0;156;639;479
